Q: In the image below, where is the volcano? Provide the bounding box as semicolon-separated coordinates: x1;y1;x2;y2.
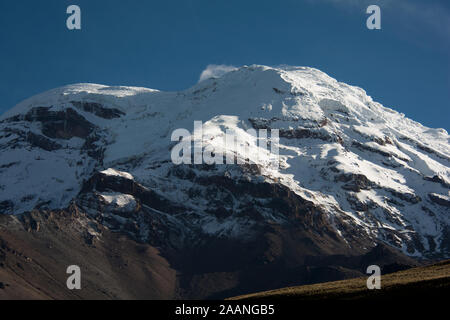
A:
0;65;448;299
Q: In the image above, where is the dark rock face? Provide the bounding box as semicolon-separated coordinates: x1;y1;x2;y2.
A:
352;141;410;163
429;193;450;208
78;164;351;248
26;132;62;151
425;175;450;189
37;108;94;140
373;136;393;146
335;173;372;192
151;221;419;299
2;106;109;166
71;101;125;119
1;128;62;152
278;128;332;141
399;136;450;162
80;171;185;214
248;117;334;142
388;190;422;204
0;201;14;215
4;128;62;151
4;107;95;140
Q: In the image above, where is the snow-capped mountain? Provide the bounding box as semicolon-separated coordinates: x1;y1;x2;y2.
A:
0;65;449;265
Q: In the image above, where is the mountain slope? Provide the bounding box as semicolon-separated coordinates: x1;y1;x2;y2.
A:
0;65;449;298
0;210;176;299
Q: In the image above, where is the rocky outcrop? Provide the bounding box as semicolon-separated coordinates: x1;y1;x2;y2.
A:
80;170;185;214
352;141;410;162
26;131;62;151
0;201;13;215
387;189;422;204
279;128;332;141
429;193;450;208
4;107;95;140
424;175;450;188
71;101;125;119
335;173;373;192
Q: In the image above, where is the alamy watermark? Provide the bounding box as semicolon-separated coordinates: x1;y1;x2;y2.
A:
66;265;81;290
366;265;381;290
366;5;381;30
66;5;81;30
171;121;280;170
64;5;379;31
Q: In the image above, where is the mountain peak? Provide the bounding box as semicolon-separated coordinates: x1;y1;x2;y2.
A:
0;65;449;260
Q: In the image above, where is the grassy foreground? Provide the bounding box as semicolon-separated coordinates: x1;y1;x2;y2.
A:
229;260;450;300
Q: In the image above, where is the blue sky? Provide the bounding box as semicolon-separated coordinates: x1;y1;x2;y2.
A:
0;0;449;130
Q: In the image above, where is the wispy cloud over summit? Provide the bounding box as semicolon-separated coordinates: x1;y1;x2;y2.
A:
199;65;238;83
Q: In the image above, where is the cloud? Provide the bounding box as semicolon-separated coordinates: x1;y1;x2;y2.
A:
309;0;450;46
396;1;450;39
198;64;238;82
